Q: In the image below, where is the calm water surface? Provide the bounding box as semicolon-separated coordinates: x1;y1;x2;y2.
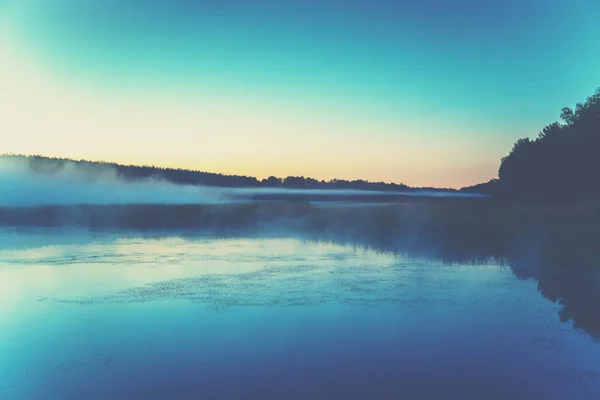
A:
1;229;599;399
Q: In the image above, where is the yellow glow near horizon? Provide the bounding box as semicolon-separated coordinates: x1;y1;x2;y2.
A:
0;32;502;188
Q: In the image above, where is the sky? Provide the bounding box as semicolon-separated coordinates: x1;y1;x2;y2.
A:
1;0;599;188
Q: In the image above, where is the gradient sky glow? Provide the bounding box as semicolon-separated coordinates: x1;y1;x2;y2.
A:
1;0;599;188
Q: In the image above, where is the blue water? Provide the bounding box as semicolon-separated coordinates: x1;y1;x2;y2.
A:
1;230;599;399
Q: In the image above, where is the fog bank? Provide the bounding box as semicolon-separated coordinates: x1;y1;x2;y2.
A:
0;158;227;206
0;157;483;206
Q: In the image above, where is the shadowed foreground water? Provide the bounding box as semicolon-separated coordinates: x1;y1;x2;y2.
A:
1;230;599;399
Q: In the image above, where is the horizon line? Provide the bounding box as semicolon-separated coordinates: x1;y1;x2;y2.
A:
1;153;470;190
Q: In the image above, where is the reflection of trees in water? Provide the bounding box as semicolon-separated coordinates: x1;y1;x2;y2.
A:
1;200;599;338
308;205;600;340
510;249;600;340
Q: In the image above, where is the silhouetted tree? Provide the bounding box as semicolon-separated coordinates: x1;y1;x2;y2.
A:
261;176;282;187
282;176;307;189
466;87;600;199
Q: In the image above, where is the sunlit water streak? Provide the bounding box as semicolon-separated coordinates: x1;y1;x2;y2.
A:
0;229;599;399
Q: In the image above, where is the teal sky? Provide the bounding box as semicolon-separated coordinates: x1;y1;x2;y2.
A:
1;0;599;187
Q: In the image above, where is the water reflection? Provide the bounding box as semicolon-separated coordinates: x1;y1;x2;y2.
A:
1;230;600;399
0;199;599;341
1;201;600;399
0;236;400;306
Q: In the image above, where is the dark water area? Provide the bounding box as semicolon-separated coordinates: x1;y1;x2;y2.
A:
1;199;600;399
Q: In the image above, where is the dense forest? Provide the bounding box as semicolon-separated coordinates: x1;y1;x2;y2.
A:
0;154;454;192
462;88;600;199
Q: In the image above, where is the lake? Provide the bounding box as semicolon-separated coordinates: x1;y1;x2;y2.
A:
1;228;599;399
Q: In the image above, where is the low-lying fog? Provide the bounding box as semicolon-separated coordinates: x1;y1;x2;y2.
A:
0;158;480;206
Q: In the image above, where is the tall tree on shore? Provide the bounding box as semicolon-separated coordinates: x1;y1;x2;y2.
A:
487;88;600;199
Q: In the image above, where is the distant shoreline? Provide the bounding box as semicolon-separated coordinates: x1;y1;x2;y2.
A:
0;154;460;193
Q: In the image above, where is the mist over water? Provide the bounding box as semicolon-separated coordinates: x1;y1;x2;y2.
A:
0;157;480;207
0;158;228;205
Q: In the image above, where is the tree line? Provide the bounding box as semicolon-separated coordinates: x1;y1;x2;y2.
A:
462;87;600;200
1;153;452;192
